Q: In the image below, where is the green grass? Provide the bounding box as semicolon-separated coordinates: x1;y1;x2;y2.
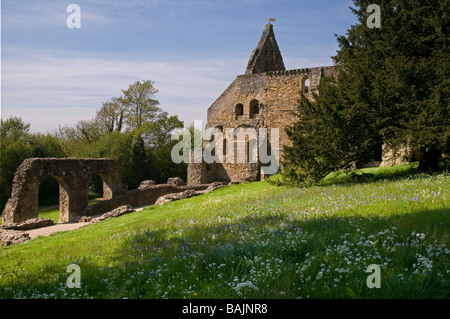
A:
37;201;99;224
0;208;61;226
320;162;420;185
0;165;449;299
38;208;60;223
266;162;420;186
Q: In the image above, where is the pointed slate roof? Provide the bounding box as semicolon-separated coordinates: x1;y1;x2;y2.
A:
245;23;286;75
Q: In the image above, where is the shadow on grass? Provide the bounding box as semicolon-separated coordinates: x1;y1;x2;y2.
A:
96;206;449;299
1;203;448;299
319;162;420;186
270;159;449;188
323;158;450;187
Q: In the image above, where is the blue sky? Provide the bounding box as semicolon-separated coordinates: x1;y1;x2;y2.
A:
1;0;356;133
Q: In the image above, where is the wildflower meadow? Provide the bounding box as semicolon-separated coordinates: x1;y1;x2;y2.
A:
0;167;449;299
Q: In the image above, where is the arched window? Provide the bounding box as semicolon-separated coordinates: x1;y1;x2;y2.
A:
303;77;310;94
250;99;259;118
235;103;244;120
210;126;224;158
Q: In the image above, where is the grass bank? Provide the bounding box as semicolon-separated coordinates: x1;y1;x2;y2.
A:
0;165;449;299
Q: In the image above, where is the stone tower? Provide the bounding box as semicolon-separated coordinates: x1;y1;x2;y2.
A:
245;23;286;75
187;24;339;185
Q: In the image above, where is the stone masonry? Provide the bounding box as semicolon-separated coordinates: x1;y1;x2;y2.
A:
188;23;339;185
187;23;415;186
1;157;218;230
2;158;128;225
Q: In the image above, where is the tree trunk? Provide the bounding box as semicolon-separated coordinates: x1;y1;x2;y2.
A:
418;146;442;172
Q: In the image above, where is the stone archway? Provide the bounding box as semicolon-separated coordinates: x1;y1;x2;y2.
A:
2;158;128;225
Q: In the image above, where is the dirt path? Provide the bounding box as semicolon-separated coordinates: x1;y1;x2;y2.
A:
27;205;148;239
27;222;91;239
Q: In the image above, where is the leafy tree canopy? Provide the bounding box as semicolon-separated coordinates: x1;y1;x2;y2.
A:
282;0;449;186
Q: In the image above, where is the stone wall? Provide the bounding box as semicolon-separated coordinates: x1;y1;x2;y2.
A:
1;157;220;228
1;157;222;228
2;158;128;225
207;68;339;136
189;65;340;185
80;182;211;217
380;142;420;167
196;24;339;184
187;23;418;185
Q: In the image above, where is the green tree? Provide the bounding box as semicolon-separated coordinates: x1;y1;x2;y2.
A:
0;117;66;209
282;0;449;185
117;80;185;184
148;143;187;183
29;133;66;158
56;80;186;187
95;97;125;133
283;79;380;186
131;113;185;185
74;131;136;187
0;118;69;209
119;80;161;131
333;0;449;172
0;117;33;210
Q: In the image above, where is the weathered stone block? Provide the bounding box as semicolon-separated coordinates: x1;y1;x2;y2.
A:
155;189;198;205
167;177;186;186
138;180;156;189
90;205;135;223
0;229;30;246
1;217;54;231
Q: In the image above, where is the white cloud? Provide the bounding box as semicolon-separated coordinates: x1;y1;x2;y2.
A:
1;1;113;32
1;50;242;133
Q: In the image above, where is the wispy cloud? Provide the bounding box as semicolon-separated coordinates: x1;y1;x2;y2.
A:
2;1;112;32
1;0;356;133
1;50;243;132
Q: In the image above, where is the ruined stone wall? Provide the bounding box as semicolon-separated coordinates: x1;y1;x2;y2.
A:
380;142;420;167
2;157;216;227
2;158;128;224
81;183;210;217
207;67;339;148
186;24;350;185
189;66;339;185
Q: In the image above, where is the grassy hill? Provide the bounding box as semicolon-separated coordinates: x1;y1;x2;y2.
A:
0;164;449;299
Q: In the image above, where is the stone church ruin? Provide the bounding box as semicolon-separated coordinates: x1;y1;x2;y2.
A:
1;23;419;244
1;157;216;239
187;23;416;185
2;158;128;225
187;23;339;185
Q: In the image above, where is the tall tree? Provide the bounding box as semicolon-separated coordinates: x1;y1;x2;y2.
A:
333;0;449;172
0;117;66;210
1;118;34;208
282;0;449;185
96;97;125;133
119;80;161;131
283;77;380;186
